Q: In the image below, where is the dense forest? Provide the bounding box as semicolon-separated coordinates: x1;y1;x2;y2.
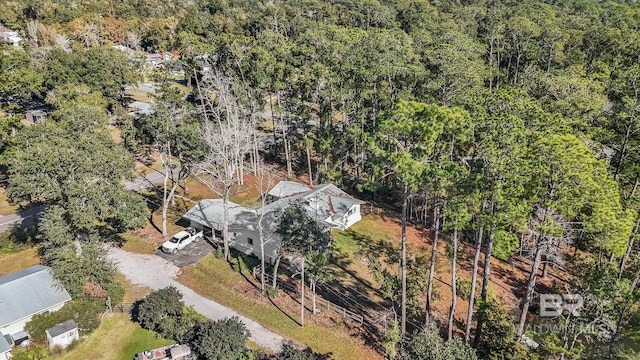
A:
2;0;640;359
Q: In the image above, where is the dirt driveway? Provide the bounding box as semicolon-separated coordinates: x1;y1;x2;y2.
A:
107;246;285;352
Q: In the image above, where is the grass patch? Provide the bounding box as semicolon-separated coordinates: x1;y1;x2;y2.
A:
0;247;40;276
178;254;381;360
124;89;154;103
57;313;173;360
120;233;161;255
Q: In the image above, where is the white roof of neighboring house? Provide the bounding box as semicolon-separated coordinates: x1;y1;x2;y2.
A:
127;101;155;115
0;265;71;328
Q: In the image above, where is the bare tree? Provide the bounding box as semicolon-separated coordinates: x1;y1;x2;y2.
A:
54;33;71;52
126;32;141;51
27;20;39;47
516;206;576;338
195;70;255;260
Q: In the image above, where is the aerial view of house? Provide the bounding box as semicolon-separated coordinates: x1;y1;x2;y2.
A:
182;181;364;263
0;265;71;348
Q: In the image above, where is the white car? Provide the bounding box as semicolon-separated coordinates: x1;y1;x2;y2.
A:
161;227;203;254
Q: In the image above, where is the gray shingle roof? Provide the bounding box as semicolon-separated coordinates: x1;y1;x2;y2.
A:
183;199;257;231
46;319;77;338
267;181;311;198
0;265;72;328
0;334;10;353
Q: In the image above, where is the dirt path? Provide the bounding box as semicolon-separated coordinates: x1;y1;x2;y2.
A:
107;246;285;352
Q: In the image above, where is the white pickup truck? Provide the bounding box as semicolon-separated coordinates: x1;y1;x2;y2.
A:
161;227;203;254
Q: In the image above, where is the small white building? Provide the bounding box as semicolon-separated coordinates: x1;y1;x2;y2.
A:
0;265;72;339
182;181;364;263
45;319;78;350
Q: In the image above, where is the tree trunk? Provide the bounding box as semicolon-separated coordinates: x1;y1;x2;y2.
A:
614;123;632;182
401;183;408;334
448;226;459;341
312;280;317;314
474;220;496;346
306;142;313;186
426;196;440;326
272;255;282;290
619;216;640;279
517;239;543;338
464;221;484;344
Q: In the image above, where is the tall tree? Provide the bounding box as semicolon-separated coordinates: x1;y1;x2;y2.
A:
195;70;255;261
372;100;471;331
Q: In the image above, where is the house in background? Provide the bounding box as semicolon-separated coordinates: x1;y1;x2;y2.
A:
0;265;72;346
45;319;78;350
24;109;47;124
126;101;155;116
182;181;364;263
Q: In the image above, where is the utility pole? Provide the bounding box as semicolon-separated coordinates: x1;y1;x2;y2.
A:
301;257;305;326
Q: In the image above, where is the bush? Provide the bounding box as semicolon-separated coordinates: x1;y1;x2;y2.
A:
402;324;477;360
188;316;250;360
268;344;328;359
25;300;103;344
456;279;472;300
133;286;193;342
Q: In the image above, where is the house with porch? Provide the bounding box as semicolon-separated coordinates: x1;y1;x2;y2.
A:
0;265;72;351
182;181;364;263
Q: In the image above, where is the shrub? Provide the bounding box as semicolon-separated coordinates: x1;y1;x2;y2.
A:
188;316;250;360
456;279;472;300
25;300;103;344
133;286;193;342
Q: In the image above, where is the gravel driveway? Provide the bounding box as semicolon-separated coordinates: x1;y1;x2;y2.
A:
107;246;285;352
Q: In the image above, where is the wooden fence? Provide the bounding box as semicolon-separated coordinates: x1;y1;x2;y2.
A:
253;266;365;325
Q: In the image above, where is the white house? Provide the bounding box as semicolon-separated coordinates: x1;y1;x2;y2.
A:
0;335;11;360
126;101;155;116
45;319;79;350
0;265;72;341
182;181;364;263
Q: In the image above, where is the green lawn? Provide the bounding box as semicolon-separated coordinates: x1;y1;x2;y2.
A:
178;254;381;360
57;314;173;360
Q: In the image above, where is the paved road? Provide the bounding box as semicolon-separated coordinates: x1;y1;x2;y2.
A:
0;169;177;233
108;246;285;352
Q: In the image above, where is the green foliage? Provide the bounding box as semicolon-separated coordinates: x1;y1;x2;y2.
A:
456;279;472;301
475;300;532;360
25;300;103;344
188;317;250;360
42;46;140;103
401;323;477;360
269;344;327;360
10;346;48;360
383;320;401;360
37;206;124;301
491;230;519;261
275;202;332;257
133;286;193;342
